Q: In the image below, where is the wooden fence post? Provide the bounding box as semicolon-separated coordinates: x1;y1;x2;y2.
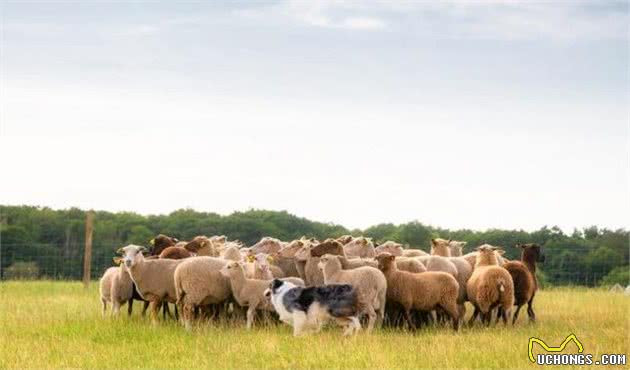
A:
83;211;94;288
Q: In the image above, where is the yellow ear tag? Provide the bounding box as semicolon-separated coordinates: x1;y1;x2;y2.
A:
149;239;155;246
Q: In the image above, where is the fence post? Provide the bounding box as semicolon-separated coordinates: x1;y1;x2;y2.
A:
83;211;94;288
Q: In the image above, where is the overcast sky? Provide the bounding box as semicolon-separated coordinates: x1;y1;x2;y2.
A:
1;1;628;232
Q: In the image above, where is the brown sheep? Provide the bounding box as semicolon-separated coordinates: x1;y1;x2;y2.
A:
294;239;344;286
501;243;545;323
184;236;215;256
149;234;178;256
336;235;355;245
159;246;192;259
466;245;515;326
375;253;459;330
343;237;376;258
270;239;307;277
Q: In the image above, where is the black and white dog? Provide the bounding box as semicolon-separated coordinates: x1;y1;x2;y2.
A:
264;279;361;336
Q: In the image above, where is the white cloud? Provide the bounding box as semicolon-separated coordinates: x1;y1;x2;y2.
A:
339;17;386;30
236;0;627;39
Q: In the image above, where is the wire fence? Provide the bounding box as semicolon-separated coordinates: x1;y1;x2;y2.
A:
0;243;624;287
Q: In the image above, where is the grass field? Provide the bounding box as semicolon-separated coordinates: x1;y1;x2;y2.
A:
0;281;628;369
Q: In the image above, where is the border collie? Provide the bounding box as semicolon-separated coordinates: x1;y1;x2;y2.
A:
264;279;361;336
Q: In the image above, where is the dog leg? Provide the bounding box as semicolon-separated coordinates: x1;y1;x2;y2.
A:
293;311;308;337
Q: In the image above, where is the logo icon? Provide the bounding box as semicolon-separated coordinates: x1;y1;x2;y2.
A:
528;334;584;363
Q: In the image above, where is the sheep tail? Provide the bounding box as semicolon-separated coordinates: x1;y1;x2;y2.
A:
175;278;185;306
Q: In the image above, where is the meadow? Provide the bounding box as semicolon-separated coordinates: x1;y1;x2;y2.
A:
0;281;628;369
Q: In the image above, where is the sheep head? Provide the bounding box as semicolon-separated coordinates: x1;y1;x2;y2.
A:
317;254;342;272
517;243;545;264
430;238;452;257
220;261;244;278
374;252;396;272
474;244;503;267
120;244;147;268
448;240;467;256
374;241;403;256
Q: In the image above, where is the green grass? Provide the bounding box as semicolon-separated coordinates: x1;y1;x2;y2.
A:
0;281;628;369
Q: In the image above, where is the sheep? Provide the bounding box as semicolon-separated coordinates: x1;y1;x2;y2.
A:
394;257;427;273
501;243;545;324
294;239;342;286
448;240;467;256
250;237;286;255
376;241;429;257
220;261;304;329
251;253;285;279
173;256;232;330
120;245;183;324
270;239;306;277
221;245;243;261
336;235;355;245
184;236;218;256
149;234;178;256
375;241;404;256
317;254;387;332
466;245;515;326
430;238;472;316
159;246;192;259
375;253;459;330
343;237;376;258
402;249;429;257
99;258;152;317
463;250;508;268
99;266;124;316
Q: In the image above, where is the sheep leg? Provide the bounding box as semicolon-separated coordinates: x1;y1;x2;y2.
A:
403;309;415;331
468;306;480;326
365;305;377;333
101;298;107;317
512;305;522;325
439;302;460;331
141;301;149;316
527;299;536;323
112;301;121;316
500;306;509;325
246;306;256;330
182;304;195;331
174;304;179;321
150;301;160;325
127;299;134;316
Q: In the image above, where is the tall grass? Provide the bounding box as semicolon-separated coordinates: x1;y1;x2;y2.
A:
0;281;627;369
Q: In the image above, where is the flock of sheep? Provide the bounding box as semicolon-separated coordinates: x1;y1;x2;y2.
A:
99;234;545;335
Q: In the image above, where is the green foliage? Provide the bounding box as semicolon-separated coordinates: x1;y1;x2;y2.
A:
0;205;628;286
4;262;39;279
600;266;630;286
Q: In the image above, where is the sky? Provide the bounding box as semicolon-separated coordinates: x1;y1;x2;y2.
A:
0;0;628;232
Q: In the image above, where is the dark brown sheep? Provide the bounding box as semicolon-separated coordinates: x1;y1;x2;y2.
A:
501;243;545;323
150;234;179;256
159;246;193;260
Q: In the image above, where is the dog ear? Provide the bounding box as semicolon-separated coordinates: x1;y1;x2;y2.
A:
271;279;283;290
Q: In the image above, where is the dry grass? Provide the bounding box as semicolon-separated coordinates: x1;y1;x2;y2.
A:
0;281;628;369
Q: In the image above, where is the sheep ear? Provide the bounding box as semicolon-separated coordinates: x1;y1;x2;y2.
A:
267;256;273;263
496;250;506;256
149;239;155;246
113;257;122;265
247;255;255;262
388;255;395;261
431;238;436;245
116;247;124;255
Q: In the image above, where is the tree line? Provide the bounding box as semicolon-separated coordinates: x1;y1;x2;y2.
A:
0;205;627;286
